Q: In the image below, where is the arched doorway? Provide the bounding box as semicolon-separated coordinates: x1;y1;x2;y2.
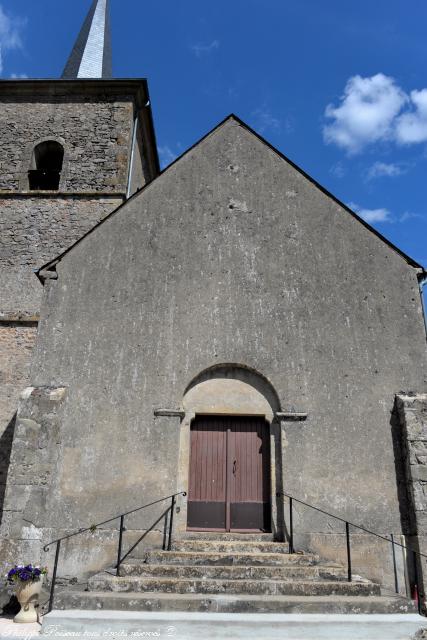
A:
179;364;281;534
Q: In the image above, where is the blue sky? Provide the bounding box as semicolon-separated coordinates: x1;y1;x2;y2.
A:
1;0;426;272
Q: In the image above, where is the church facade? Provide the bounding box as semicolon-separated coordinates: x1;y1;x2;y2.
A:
1;0;427;614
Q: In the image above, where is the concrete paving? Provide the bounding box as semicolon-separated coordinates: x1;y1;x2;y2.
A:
39;610;427;640
0;615;41;639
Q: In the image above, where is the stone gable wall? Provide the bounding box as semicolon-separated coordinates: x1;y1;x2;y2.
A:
28;119;427;539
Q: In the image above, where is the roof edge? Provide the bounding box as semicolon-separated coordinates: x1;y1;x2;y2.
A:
0;78;149;102
36;113;425;280
226;114;424;271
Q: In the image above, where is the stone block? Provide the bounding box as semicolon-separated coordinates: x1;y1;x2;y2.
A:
412;465;427;482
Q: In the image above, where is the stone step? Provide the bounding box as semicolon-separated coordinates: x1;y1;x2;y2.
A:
143;550;318;566
119;561;324;581
51;590;418;615
88;574;381;597
183;532;274;542
41;611;427;640
172;540;289;554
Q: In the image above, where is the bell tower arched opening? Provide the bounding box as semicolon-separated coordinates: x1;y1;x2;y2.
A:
28;140;65;191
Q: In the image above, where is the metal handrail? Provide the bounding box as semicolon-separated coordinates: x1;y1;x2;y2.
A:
277;491;425;613
42;490;186;613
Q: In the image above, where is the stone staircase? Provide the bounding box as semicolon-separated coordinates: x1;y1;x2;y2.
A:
52;535;416;614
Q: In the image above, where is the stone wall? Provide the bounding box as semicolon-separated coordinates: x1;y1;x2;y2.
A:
0;386;67;572
396;393;427;605
0;195;123;317
0;81;159;584
0;324;37;526
0;195;123;519
0;95;134;193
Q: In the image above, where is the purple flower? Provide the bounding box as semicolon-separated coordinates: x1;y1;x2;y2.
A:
6;562;47;583
19;571;31;581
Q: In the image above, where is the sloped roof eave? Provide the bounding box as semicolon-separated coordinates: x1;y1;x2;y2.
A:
35;113;425;284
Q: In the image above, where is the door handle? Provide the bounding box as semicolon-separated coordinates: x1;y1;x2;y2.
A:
232;460;237;475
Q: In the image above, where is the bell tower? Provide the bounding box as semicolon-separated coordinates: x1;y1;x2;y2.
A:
0;0;159;525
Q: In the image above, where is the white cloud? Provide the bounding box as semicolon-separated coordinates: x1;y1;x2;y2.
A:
349;202;393;223
190;40;219;58
395;89;427;144
329;162;346;178
251;106;285;134
10;72;27;79
0;4;25;75
399;211;423;223
323;74;407;154
366;161;403;180
158;145;177;169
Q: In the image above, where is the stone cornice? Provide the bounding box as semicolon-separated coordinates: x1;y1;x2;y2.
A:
0;191;126;198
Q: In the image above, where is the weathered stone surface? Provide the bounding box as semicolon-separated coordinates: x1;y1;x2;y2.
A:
17;118;426;582
0;386;67;541
0;80;159;537
118;562;322;581
2;117;426;598
0;196;123;317
0;324;37;528
412;466;427;483
144;551;316;567
396;394;427;609
0;96;133;193
87;574;381;597
50;591;418;614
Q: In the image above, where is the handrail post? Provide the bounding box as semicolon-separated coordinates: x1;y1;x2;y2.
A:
48;539;61;613
289;497;294;554
413;549;422;614
167;495;176;551
116;515;124;577
345;521;352;582
391;534;399;594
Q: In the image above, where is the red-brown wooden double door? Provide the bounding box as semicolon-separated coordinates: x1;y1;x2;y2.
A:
187;415;271;532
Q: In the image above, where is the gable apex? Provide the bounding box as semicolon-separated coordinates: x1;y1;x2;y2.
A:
206;115;424;272
36;113;424;280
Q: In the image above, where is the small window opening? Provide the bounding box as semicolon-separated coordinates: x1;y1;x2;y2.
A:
28;141;64;191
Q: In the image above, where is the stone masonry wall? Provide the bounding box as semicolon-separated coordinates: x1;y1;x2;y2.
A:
0;95;135;193
396;393;427;606
0;86;156;586
0;324;37;526
0;386;67;573
0;195;123;317
0;195;122;529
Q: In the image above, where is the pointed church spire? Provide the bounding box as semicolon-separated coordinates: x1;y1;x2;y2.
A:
62;0;112;79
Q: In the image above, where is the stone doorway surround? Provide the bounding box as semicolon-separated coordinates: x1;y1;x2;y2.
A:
173;364;284;539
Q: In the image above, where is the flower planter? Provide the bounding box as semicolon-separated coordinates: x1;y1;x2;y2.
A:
14;578;43;623
5;564;47;624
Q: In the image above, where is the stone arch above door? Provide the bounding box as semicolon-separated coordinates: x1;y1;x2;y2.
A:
182;363;281;421
174;364;283;536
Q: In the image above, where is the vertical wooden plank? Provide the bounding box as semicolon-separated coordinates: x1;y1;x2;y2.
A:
226;425;231;531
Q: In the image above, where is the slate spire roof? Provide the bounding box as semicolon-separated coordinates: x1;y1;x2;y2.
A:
62;0;112;79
